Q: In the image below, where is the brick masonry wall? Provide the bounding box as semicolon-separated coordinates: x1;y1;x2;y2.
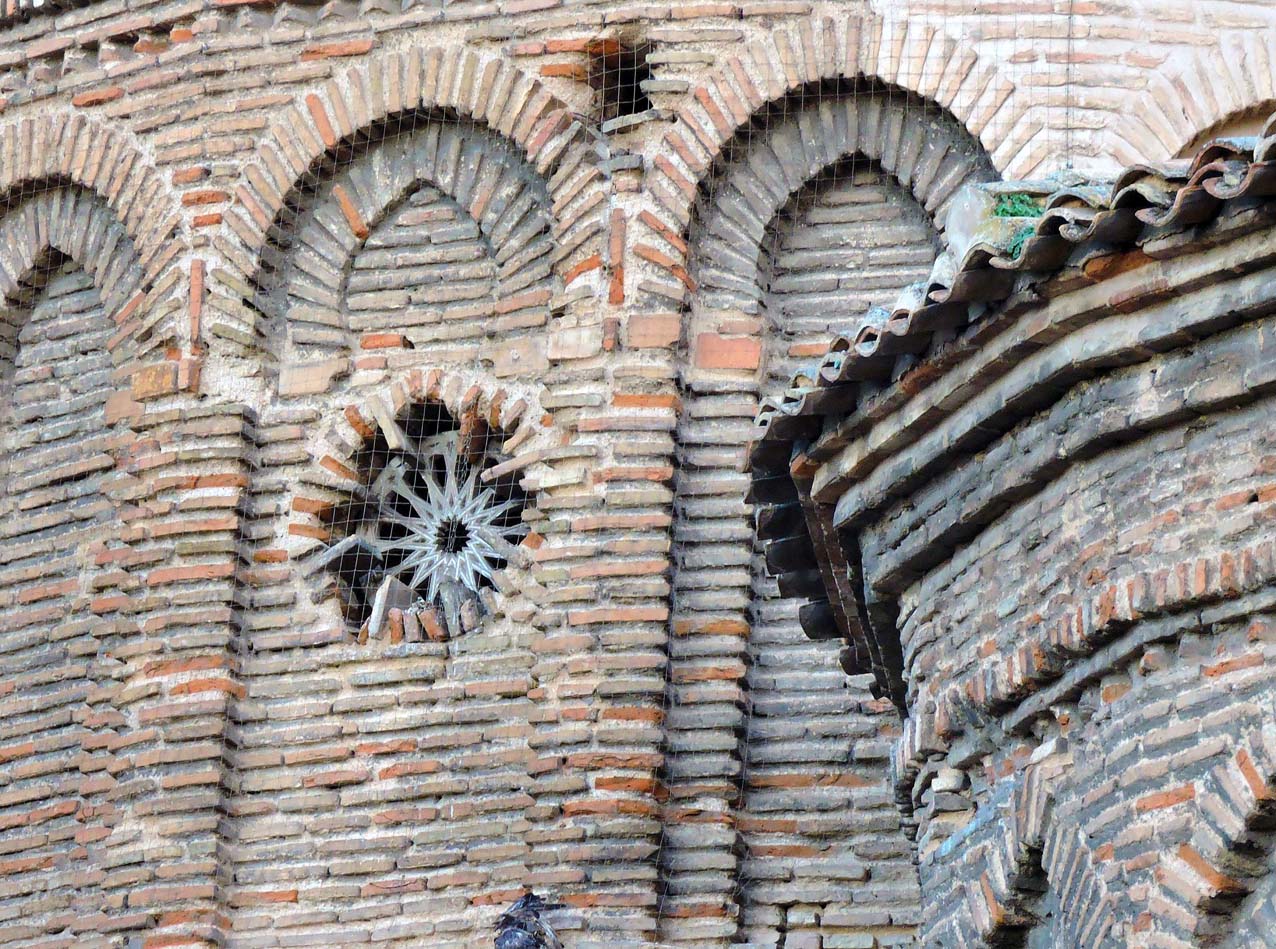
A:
0;256;126;945
0;1;1272;947
895;384;1276;941
661;158;939;946
841;239;1276;943
734;168;935;947
762;164;938;389
663;82;992;943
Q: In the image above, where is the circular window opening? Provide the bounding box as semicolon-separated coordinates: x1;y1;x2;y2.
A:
315;400;527;640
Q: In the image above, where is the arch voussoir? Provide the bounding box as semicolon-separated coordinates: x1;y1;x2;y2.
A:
636;12;1016;303
214;44;607;356
0;114;190;381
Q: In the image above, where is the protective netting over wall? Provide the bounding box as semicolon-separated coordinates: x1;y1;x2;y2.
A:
314;398;527;642
0;2;1274;947
658;27;1020;949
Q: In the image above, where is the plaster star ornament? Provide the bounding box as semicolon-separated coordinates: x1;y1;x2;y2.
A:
314;408;528;640
377;448;524;601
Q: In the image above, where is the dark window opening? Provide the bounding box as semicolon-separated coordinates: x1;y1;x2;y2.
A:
436;517;470;554
314;399;527;640
589;39;652;123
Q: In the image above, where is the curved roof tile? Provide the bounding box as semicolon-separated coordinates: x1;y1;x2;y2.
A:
750;114;1276;478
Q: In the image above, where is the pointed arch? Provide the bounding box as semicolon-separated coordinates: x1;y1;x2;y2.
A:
656;43;998;939
1175;99;1276;158
909;753;1119;945
1117;29;1276;167
0;184;151;393
689;80;996;317
0;182;152;946
214;45;610;352
260;114;559;374
633;11;1014;304
0;113;186;355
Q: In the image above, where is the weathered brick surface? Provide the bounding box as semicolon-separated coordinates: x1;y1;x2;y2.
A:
663;157;941;946
0;1;1273;947
799;236;1276;944
0;258;130;947
0;181;240;948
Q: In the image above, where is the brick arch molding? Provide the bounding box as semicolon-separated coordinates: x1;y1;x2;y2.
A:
0;183;178;418
0;186;146;326
654;65;998;943
1126;29;1276;167
928;690;1276;947
633;11;1015;300
263;116;558;370
688;84;997;316
216;45;609;352
1165;721;1276;947
936;755;1118;946
0;114;185;355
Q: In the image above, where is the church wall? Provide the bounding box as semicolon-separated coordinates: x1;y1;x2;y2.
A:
0;2;1273;947
846;238;1276;945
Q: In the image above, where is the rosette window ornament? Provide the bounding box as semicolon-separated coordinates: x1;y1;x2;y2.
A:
312;400;527;640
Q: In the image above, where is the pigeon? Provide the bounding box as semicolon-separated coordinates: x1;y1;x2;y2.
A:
495;892;564;949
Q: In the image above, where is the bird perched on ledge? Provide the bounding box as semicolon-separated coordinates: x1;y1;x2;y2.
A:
495;892;564;949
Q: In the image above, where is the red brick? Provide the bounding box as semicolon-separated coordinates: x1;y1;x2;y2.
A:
634;243;696;291
694;333;761;371
360;332;409;349
1202;652;1263;678
300;39;374;61
539;63;588;80
1136;784;1195;812
132;362;180;400
146;563;235;586
180;190;229;206
626;312;681;349
1177;844;1245;895
302;768;369;788
332;184;370;240
229;890;298;907
305;93;338;149
563;252;602;286
71;87;124;108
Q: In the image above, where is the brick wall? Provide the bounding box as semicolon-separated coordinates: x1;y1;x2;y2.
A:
0;250;126;945
0;1;1272;947
736;166;938;947
840;233;1276;942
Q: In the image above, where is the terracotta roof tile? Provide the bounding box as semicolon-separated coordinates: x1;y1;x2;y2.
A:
748;112;1276;694
749;111;1276;476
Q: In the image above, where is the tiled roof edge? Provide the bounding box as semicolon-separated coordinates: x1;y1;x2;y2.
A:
749;111;1276;482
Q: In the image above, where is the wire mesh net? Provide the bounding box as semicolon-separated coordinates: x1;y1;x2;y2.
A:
312;398;526;644
652;12;1078;943
2;0;1244;945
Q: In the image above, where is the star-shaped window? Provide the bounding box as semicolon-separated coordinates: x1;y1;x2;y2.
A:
315;400;527;640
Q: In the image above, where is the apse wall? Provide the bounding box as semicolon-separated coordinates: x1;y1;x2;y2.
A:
847;231;1276;947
